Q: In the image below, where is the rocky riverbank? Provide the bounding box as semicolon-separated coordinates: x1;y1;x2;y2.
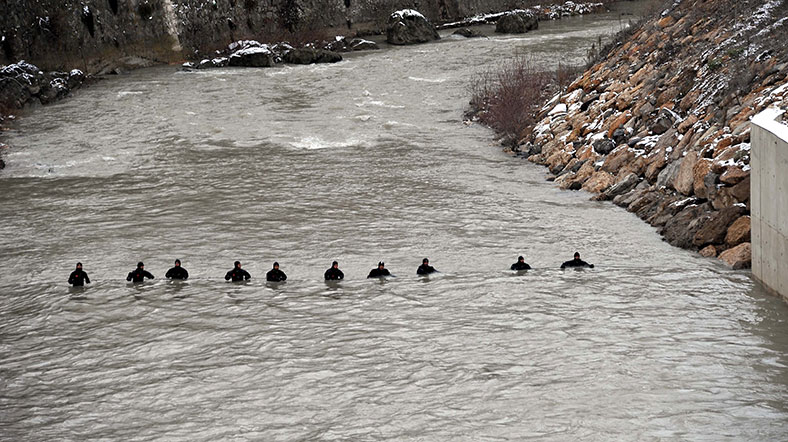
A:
516;0;788;268
0;61;89;168
439;1;605;29
0;1;610;119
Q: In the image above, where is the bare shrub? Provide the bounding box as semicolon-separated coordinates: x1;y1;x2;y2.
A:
469;56;552;146
555;62;582;92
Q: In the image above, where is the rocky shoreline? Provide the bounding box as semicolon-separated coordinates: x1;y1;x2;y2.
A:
0;2;609;132
439;1;606;29
514;0;788;269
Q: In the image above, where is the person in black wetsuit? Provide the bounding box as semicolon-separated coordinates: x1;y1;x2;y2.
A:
511;256;531;271
165;259;189;280
266;262;287;282
68;262;91;286
367;262;391;278
127;262;155;283
324;261;344;280
417;258;437;275
225;261;251;282
561;252;594;269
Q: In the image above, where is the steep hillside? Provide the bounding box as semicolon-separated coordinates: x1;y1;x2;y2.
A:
521;0;788;268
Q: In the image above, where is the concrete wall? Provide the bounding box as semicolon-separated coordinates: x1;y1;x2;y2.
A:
751;107;788;299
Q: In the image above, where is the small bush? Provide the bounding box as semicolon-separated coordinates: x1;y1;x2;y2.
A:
469;56;552;146
726;47;744;58
555;62;581;92
707;58;722;71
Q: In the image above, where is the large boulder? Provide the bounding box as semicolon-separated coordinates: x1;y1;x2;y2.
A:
284;48;343;65
661;202;713;248
725;215;751;246
656;159;681;189
38;74;70;104
592;137;616;155
692;158;714;199
692;205;747;248
0;60;45;109
720;166;748;185
699;245;718;257
453;28;486;38
583;170;615;193
596;172;640;200
718;242;751;269
228;46;276;67
650;108;678;134
673;151;698;195
495;11;539;34
387;10;440;45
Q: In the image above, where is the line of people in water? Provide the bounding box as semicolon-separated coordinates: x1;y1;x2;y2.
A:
68;253;594;286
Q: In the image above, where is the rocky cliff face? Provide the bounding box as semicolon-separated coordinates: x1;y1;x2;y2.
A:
0;0;543;72
521;0;788;268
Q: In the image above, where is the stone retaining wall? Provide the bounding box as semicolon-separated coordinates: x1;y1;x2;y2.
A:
518;0;788;269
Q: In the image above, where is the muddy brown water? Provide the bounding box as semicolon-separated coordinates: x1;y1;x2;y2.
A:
2;3;788;440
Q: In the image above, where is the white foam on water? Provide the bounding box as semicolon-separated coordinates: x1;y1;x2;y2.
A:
408;76;447;83
117;91;143;98
382;120;418;130
289;136;364;150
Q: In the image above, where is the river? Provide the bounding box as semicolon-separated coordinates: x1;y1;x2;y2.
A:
2;3;788;440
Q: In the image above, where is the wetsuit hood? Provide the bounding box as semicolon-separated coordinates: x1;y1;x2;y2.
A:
137;262;144;268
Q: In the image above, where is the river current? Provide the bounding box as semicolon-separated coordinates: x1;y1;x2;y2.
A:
2;3;788;440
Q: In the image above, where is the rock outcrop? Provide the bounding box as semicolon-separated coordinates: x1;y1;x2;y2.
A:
452;28;486;38
439;2;606;29
283;48;343;65
0;61;86;112
519;0;788;269
183;39;346;70
495;11;538;34
387;9;441;45
228;46;277;68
